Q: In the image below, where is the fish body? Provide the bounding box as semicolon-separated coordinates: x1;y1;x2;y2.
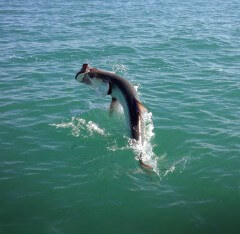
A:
75;64;150;168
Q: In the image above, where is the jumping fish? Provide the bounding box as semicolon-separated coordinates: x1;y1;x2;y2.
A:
75;64;152;169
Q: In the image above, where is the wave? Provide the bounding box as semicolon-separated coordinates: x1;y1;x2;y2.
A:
50;117;107;137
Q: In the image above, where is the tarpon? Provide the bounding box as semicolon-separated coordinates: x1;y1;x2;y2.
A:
75;64;151;169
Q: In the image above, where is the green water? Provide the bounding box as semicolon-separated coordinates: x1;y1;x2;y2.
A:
0;0;239;233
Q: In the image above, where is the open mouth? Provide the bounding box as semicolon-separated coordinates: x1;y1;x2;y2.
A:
75;72;85;82
76;72;92;85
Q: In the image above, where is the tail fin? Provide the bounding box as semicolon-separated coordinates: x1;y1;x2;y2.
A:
139;153;153;170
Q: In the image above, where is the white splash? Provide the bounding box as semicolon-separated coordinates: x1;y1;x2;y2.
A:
86;121;105;135
50;117;107;137
130;111;159;174
163;156;190;177
134;85;141;93
112;63;129;73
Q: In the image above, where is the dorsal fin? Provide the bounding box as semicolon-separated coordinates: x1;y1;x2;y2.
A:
136;100;148;113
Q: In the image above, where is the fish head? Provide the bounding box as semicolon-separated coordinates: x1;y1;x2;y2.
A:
75;63;91;85
75;64;110;97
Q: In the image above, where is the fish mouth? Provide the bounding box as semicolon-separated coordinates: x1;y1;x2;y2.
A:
75;72;92;85
75;63;90;81
75;71;85;82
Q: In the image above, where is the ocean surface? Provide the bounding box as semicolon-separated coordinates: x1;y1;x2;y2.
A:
0;0;239;233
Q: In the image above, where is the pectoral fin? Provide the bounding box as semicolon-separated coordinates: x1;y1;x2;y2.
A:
109;98;120;116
